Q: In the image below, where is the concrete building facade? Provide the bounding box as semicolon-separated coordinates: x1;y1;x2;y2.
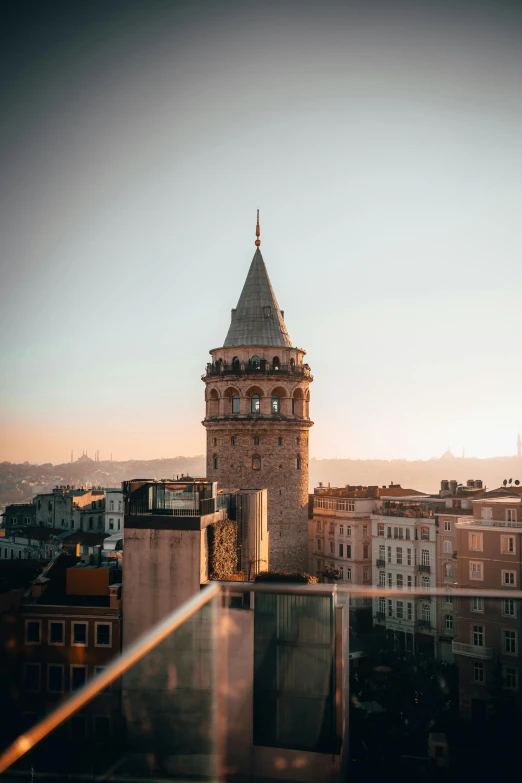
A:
309;485;374;585
202;217;313;572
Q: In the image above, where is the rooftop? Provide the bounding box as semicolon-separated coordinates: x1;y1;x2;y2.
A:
223;248;292;348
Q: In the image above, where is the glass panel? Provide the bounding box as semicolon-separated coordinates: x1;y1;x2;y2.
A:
1;593;221;780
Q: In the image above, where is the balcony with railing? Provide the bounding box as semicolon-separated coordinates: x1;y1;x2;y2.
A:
376;558;386;567
451;641;494;660
203;361;313;379
418;563;431;573
1;586;522;781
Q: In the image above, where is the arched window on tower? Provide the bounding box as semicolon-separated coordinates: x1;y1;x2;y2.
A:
296;456;301;470
252;456;261;471
278;437;283;447
272;395;280;414
253;436;260;446
232;356;240;371
251;355;261;369
251;394;260;414
272;356;280;370
213;456;218;470
213;438;217;447
290;358;295;367
232;395;240;414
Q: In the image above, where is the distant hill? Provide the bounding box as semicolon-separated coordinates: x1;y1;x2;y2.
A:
310;456;522;495
2;454;522;505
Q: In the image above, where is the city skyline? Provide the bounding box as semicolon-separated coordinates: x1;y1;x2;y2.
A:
1;0;522;464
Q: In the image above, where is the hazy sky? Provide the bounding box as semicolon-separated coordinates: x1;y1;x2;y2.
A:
1;0;521;464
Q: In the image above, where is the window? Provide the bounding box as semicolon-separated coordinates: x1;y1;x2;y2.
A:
470;561;483;581
443;540;452;553
421;527;429;541
473;661;484;683
503;598;516;617
251;394;260;414
71;666;87;691
503;665;518;691
329;523;334;534
339;525;344;536
378;544;385;558
472;625;484;647
316;520;322;532
445;614;453;631
213;456;218;470
481;507;492;521
363;545;369;559
444;519;451;532
48;664;64;693
108;518;114;530
506;509;517;523
95;623;111;647
24;663;41;692
253;436;260;446
251;355;261;368
330;542;335;554
232;395;240;414
346;567;352;581
72;622;87;646
231;436;236;446
316;559;322;571
339;543;343;557
422;576;430;590
346;545;352;558
363;568;369;580
296;456;301;470
339;566;344;579
472;596;484;612
407;575;412;588
407;549;412;566
252;456;261;471
501;536;515;554
393;527;398;539
504;630;517;654
396;547;403;565
407;602;413;620
387;527;392;538
363;525;368;537
25;620;41;644
379;597;386;615
271;396;280;414
49;621;64;645
503;570;516;587
422;604;431;624
213;438;217;446
387;546;392;563
387;572;392;587
421;549;430;566
379;571;386;587
89;517;93;529
346;526;352;537
469;533;483;551
278;437;283;446
378;523;384;537
109;500;114;511
316;539;321;551
396;601;404;619
387;599;393;617
405;528;410;540
396;574;403;589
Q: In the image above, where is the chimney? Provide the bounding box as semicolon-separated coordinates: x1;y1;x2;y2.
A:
109;583;121;610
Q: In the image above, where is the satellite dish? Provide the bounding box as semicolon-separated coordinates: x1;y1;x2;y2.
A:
509;478;513;484
515;480;520;486
503;480;508;486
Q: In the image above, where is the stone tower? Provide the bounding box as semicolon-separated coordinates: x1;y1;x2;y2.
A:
202;214;313;572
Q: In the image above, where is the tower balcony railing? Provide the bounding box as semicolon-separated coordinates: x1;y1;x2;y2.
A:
203;362;313;380
2;585;522;781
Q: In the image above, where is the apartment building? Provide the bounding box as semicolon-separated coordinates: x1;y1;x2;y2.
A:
371;490;437;654
309;485;375;585
1;552;122;746
453;495;522;721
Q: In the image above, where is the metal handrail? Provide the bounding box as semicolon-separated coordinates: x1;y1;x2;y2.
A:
0;582;221;774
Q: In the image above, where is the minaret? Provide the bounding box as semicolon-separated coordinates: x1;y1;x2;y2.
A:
518;433;521;459
202;214;313;572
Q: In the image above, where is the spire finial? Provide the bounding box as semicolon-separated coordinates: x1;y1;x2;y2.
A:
255;209;261;247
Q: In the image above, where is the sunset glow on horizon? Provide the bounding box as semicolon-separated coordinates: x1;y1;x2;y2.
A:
1;0;521;465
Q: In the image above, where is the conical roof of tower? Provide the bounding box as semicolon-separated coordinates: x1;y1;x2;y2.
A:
223;248;292;348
